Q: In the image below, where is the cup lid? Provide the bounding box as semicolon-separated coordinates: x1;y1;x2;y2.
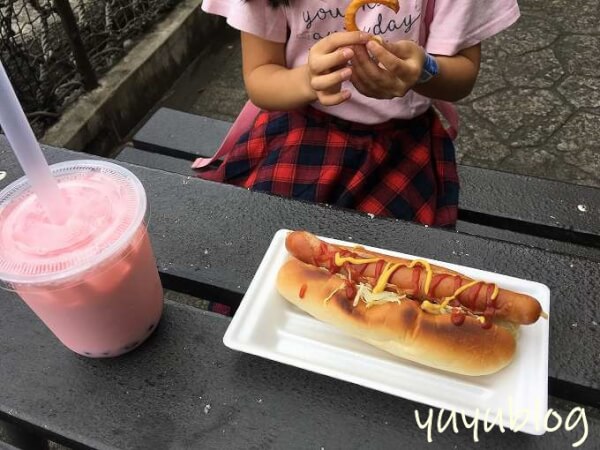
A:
0;160;147;287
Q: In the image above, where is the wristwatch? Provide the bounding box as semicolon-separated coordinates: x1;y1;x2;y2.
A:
417;52;439;84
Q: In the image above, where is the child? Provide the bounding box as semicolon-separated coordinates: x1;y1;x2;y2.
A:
196;0;520;227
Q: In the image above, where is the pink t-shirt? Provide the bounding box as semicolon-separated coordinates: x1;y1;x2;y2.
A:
201;0;519;124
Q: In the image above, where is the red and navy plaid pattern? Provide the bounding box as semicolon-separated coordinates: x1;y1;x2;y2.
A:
197;106;459;227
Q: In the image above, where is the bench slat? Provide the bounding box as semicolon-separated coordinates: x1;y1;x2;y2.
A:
456;221;600;261
458;165;600;241
116;147;195;176
132;108;231;159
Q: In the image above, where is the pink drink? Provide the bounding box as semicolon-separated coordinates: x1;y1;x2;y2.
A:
0;161;163;357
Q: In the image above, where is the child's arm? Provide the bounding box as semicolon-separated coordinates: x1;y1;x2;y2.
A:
413;45;480;101
350;40;480;102
242;31;369;110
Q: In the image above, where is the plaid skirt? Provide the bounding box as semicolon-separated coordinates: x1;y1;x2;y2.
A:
197;106;459;227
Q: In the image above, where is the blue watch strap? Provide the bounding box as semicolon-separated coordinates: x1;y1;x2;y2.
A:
418;53;439;84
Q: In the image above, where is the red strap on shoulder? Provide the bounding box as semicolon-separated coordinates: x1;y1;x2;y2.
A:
192;100;260;169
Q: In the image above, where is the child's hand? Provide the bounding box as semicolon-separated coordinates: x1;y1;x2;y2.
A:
307;31;370;106
350;39;426;99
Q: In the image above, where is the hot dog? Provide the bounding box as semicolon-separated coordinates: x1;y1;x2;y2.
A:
277;258;519;376
284;230;544;325
276;231;547;375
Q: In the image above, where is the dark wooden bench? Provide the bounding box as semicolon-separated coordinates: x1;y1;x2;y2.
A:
120;107;600;259
2;296;598;449
1;137;599;448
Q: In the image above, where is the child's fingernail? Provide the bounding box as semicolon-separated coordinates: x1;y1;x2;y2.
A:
341;68;352;80
359;32;369;41
342;48;353;59
367;41;377;51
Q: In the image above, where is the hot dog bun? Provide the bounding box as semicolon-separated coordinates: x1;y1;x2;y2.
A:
277;258;518;376
285;230;543;325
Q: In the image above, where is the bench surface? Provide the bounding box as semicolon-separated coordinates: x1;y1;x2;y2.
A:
0;298;597;450
117;146;600;261
3;138;600;398
1;137;599;448
129;107;600;246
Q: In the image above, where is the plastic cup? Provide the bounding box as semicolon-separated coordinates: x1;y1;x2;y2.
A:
0;160;164;357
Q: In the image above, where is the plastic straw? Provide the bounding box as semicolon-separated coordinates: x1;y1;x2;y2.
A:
0;59;67;223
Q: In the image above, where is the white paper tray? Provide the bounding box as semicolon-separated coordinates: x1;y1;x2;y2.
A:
224;230;550;435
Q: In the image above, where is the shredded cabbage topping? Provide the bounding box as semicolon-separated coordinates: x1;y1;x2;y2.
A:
322;277;482;320
352;282;406;308
323;283;346;304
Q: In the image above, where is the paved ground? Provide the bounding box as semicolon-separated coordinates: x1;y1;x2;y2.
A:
157;0;600;188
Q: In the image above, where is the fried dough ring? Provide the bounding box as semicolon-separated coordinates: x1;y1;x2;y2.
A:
344;0;400;32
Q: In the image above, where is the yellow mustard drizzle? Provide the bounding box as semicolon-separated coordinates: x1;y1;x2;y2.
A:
421;300;443;314
408;259;433;295
421;280;498;314
423;280;499;314
420;296;456;314
444;280;480;302
334;254;381;266
443;280;499;303
491;284;499;300
372;262;404;294
440;297;453;308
